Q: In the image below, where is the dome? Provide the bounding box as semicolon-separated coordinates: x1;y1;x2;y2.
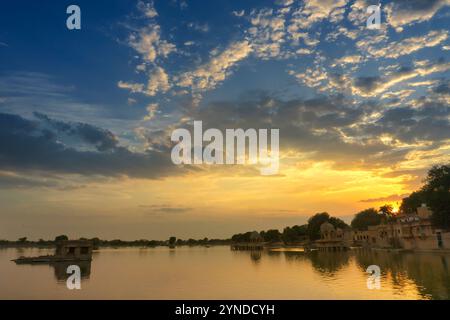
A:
249;231;263;242
320;222;335;234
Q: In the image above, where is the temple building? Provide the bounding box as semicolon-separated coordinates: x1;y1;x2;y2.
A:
316;222;352;251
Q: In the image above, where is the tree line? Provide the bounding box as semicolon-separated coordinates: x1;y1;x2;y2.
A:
2;164;448;246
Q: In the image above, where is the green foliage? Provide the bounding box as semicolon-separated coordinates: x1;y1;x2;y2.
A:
400;164;450;229
169;236;177;245
351;208;381;231
261;229;281;242
54;235;69;242
307;212;331;240
282;224;308;243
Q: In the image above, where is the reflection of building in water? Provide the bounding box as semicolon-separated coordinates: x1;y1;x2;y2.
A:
250;250;262;262
353;204;450;251
52;260;92;282
13;240;93;264
309;250;350;275
353;249;450;299
231;231;264;251
316;222;352;251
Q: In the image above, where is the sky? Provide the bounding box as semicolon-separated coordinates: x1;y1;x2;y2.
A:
0;0;449;240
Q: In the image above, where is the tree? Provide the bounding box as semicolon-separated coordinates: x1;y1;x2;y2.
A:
307;212;331;240
262;229;281;242
351;208;381;231
329;217;349;229
18;237;27;243
169;236;177;246
282;225;308;243
379;204;395;221
400;164;450;229
54;235;68;242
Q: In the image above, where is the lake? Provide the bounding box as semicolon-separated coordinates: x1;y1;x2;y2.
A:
1;246;449;299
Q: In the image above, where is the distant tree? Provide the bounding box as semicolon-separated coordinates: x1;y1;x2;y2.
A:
400;164;450;229
307;212;331;240
90;237;101;248
169;236;177;246
262;229;281;242
423;165;450;229
329;217;349;229
282;225;308;243
18;237;27;243
351;208;381;231
400;191;425;215
54;235;68;242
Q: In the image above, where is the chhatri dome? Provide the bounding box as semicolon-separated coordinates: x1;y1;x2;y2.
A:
320;222;335;233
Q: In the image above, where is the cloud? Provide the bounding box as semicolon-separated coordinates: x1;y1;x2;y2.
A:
139;204;193;214
352;60;450;97
0;112;180;179
146;66;170;96
232;10;245;17
187;22;210;33
334;55;362;65
143;103;159;121
128;25;176;63
360;194;410;203
118;81;145;93
137;1;158;18
176;40;252;92
289;0;347;30
33;112;119;151
385;0;450;32
0;171;58;189
367;30;448;59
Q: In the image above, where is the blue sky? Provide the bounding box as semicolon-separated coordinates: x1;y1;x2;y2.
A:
0;0;450;239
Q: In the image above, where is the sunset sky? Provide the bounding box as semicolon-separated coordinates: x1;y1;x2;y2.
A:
0;0;449;240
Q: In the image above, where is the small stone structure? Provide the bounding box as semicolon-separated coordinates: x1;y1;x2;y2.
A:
316;222;351;251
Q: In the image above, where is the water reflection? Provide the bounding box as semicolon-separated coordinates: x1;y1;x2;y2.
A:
52;261;92;282
256;248;450;299
4;246;450;299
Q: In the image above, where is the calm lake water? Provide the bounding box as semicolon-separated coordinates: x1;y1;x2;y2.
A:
1;246;449;299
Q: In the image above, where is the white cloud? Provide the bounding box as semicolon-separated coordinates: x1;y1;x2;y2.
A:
367;30;448;59
118;81;144;93
290;0;348;30
146;67;170;96
334;55;362;65
187;22;210;33
137;1;158;18
385;0;450;32
352;61;450;97
129;25;176;63
143;103;159;121
176;40;252;92
232;10;245;17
